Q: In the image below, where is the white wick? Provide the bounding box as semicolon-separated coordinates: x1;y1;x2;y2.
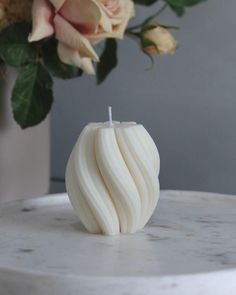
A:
108;106;113;127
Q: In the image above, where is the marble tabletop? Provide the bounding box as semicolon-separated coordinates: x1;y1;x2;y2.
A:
0;190;236;295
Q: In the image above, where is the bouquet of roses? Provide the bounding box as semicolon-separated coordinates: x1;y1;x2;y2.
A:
0;0;206;128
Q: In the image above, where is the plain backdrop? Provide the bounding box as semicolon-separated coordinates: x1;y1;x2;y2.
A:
51;0;236;195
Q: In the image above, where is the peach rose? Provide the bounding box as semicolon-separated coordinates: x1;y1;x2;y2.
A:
28;0;134;74
143;26;177;55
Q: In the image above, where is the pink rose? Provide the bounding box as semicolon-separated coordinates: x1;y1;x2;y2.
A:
29;0;134;74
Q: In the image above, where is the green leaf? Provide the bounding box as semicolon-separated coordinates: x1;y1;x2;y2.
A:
42;38;82;79
140;37;156;70
159;24;180;30
165;0;207;16
144;52;155;71
97;39;117;85
0;22;37;67
133;0;159;6
183;0;207;6
141;24;158;33
165;0;185;16
141;37;159;53
11;63;53;128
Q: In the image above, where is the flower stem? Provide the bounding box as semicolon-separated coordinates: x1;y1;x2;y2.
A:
126;3;168;33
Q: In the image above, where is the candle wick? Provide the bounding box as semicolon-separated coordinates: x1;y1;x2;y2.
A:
108;106;113;127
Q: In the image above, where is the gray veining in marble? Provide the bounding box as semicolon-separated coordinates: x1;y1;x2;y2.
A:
0;191;236;295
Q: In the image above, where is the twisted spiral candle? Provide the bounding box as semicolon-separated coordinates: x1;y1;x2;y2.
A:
66;109;160;235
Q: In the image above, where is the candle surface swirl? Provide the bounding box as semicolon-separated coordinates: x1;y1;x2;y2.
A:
66;121;160;235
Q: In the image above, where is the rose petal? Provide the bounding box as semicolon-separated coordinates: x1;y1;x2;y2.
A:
59;0;101;34
28;0;54;42
98;8;112;33
100;0;120;16
54;14;99;61
111;0;135;39
49;0;66;11
58;42;95;75
91;0;112;33
87;0;134;43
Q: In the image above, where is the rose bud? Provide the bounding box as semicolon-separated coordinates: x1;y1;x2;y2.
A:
142;26;177;55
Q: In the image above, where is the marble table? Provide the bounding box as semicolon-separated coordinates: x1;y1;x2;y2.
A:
0;191;236;295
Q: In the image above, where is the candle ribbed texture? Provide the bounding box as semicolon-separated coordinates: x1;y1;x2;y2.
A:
66;122;160;235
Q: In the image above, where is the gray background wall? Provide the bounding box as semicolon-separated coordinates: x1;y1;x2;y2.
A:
51;0;236;195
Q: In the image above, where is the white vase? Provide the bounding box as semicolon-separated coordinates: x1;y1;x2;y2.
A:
0;65;50;203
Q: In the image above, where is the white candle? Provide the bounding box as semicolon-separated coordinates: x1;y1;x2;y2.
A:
66;108;160;235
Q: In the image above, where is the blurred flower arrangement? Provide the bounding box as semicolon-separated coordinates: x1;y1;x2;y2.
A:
0;0;206;128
